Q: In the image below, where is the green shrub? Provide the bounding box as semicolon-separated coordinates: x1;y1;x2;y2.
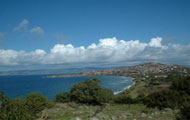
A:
176;99;190;120
0;91;9;107
0;92;53;120
56;78;114;105
70;78;114;105
94;88;113;104
114;93;135;104
135;94;146;103
25;92;53;115
144;90;189;109
55;92;71;103
171;76;190;95
144;76;190;110
0;97;34;120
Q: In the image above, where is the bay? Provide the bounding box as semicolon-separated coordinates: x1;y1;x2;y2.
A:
0;75;133;99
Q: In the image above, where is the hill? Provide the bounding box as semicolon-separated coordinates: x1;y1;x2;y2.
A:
48;62;190;80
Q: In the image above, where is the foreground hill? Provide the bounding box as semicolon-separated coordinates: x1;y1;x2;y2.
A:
43;103;175;120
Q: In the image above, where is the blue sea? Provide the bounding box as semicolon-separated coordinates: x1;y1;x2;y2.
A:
0;75;134;99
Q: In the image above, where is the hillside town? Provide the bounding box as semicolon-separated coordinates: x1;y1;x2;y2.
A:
49;62;190;81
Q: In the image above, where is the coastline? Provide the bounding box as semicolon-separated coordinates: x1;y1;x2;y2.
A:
47;74;136;96
113;76;136;95
114;81;135;95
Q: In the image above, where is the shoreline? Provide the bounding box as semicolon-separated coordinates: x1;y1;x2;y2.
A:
113;76;136;95
47;74;136;96
114;81;135;95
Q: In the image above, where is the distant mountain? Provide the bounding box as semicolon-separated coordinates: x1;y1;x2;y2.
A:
1;62;189;76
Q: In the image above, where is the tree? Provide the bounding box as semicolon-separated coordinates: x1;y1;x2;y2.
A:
25;92;53;116
171;76;190;95
176;100;190;120
57;78;114;105
144;76;190;109
0;92;53;120
144;90;182;109
0;91;9;108
55;92;70;103
114;94;134;104
0;98;34;120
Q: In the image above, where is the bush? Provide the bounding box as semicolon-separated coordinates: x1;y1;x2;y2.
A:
1;98;34;120
114;92;135;104
56;78;114;105
171;76;190;95
55;92;70;103
70;78;114;105
135;94;146;103
0;92;34;120
93;88;113;104
0;92;53;120
0;91;9;107
144;76;190;110
25;92;53;115
176;99;190;120
144;90;180;109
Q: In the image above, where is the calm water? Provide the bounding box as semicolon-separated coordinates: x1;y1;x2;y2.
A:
0;75;133;99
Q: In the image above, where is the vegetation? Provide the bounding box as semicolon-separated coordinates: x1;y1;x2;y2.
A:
55;78;114;105
1;75;189;119
143;76;190;109
45;103;175;120
0;92;53;120
114;94;135;104
176;100;190;120
25;92;53;116
111;75;190;120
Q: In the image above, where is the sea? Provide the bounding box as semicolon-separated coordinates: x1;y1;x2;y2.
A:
0;75;134;99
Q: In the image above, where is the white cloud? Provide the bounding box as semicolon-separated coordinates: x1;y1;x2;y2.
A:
149;37;168;49
0;37;190;66
30;26;44;35
13;19;29;31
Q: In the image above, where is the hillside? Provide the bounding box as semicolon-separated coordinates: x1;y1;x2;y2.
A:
43;63;190;120
48;62;190;80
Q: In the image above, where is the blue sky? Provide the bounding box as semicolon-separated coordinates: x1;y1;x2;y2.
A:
0;0;190;71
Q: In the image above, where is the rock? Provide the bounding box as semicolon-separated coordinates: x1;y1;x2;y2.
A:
164;108;173;114
78;106;83;109
154;111;159;115
96;112;109;119
111;116;117;120
72;111;83;115
89;117;99;120
72;117;81;120
148;116;152;118
151;112;154;116
56;108;61;111
141;112;146;117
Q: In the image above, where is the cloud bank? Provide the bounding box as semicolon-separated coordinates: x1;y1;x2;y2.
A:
0;37;190;66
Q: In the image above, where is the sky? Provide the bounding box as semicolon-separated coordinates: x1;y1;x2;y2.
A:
0;0;190;71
